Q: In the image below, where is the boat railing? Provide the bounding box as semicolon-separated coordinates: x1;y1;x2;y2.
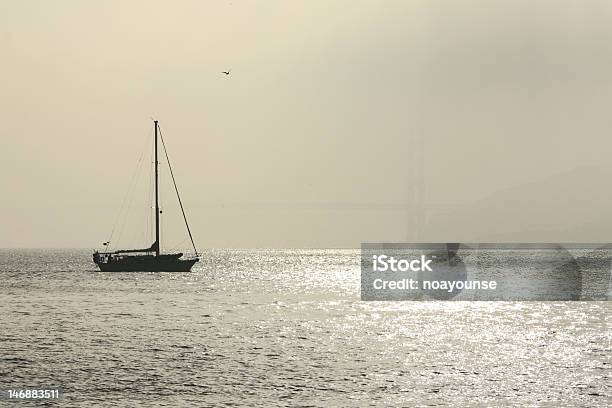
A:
94;250;199;261
181;251;201;260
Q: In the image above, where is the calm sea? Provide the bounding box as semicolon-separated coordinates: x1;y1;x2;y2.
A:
0;249;609;407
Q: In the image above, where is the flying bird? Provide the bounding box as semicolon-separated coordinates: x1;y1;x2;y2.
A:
221;70;231;76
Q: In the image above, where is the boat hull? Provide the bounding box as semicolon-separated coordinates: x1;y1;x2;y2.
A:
94;254;198;272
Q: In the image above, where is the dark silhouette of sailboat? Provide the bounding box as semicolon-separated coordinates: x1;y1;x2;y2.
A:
93;120;199;272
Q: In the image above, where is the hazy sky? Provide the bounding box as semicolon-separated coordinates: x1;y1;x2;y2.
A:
2;0;612;248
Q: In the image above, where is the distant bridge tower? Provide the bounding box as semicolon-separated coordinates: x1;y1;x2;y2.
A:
407;134;425;242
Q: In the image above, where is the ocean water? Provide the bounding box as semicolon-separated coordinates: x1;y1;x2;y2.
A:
0;249;609;407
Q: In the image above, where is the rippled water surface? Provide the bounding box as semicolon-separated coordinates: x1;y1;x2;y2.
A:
0;249;609;407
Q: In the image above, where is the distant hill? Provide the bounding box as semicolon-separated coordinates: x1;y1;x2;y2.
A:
421;165;612;242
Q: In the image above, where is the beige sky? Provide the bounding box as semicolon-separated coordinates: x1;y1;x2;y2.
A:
1;0;612;248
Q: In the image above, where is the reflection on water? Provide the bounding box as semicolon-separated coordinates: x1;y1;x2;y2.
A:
0;249;609;406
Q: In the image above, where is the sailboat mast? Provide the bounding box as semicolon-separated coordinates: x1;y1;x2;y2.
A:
154;120;160;256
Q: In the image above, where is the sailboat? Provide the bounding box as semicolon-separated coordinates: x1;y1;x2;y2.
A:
93;120;200;272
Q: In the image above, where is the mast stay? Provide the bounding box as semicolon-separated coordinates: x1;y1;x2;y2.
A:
156;122;199;256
